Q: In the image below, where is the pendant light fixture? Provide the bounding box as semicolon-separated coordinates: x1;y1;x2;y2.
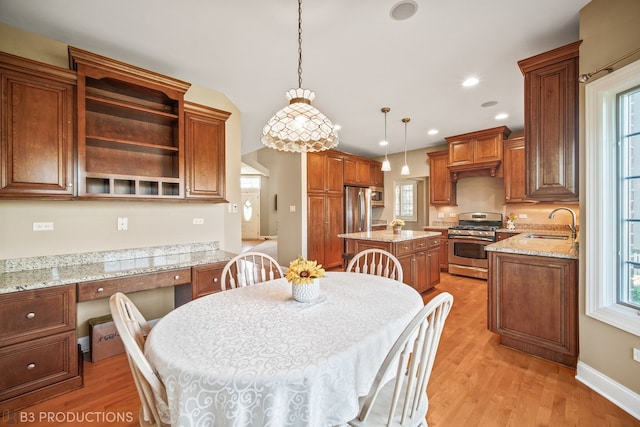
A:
261;0;338;153
400;117;410;175
380;107;391;172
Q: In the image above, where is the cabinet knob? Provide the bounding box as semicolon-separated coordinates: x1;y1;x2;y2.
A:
67;182;73;187
174;275;180;280
27;363;36;370
96;287;104;293
26;312;36;319
186;187;191;193
213;278;218;283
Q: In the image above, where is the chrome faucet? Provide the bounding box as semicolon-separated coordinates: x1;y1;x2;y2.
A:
548;207;577;240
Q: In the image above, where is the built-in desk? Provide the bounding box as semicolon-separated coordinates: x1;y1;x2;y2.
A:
0;242;236;410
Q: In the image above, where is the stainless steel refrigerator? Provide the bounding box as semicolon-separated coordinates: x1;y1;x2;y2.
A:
344;186;372;233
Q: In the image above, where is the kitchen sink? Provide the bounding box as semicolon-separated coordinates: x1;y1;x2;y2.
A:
525;233;569;240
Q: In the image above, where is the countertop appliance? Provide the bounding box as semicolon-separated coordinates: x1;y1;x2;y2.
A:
344;186;372;234
448;212;503;279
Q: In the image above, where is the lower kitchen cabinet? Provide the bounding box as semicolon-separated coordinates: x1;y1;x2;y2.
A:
423;228;449;270
0;284;82;410
344;236;440;293
488;251;578;367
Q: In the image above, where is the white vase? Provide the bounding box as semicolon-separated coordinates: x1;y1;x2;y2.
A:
507;219;515;230
292;278;320;302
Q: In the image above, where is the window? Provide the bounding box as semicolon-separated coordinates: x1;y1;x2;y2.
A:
620;85;640;310
394;180;417;221
586;58;640;336
240;175;261;190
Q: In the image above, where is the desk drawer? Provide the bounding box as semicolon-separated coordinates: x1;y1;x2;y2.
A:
77;268;191;302
192;263;225;298
413;238;430;251
0;331;79;402
0;285;75;347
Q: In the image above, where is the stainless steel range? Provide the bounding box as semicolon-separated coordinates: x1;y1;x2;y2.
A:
448;212;503;279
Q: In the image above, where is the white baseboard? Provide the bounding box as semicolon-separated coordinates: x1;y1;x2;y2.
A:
576;361;640;420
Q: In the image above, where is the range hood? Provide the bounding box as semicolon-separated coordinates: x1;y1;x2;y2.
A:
447;159;502;182
444;126;511;182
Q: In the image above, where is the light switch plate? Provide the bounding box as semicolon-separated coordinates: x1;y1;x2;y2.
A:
633;348;640;363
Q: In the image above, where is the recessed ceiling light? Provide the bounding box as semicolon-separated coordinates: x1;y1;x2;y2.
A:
333;124;342;131
462;77;479;87
390;0;418;20
481;101;498;108
495;113;508;120
427;129;439;136
379;140;389;146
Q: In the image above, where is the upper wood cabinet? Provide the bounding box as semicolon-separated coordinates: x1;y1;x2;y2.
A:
184;102;231;202
69;46;191;200
370;160;384;187
518;41;580;202
445;126;511;182
0;52;76;199
503;137;529;204
427;150;456;206
307;150;344;193
343;156;372;186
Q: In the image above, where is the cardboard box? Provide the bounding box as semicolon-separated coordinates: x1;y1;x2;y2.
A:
89;314;125;362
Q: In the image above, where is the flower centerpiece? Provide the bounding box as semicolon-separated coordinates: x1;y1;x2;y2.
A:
506;212;517;230
390;218;405;234
285;256;325;302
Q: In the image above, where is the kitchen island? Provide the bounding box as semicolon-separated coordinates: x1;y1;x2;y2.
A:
338;229;441;293
485;232;578;367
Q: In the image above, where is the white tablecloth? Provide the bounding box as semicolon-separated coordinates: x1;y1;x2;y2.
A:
145;272;423;427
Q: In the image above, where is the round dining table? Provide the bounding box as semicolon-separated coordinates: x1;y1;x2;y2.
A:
145;271;424;427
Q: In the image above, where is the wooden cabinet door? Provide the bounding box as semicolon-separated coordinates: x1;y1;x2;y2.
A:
325;152;344;193
488;252;578;367
371;161;384;187
307;152;326;192
343;155;371;186
427;245;441;289
0;55;75;198
413;250;429;293
307;194;326;263
191;263;224;298
474;134;502;163
427;150;456;206
519;41;580;202
448;140;474;165
324;193;344;269
398;254;414;287
503;137;527;203
184;102;230;201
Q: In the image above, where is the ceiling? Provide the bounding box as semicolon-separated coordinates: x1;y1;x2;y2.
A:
0;0;590;158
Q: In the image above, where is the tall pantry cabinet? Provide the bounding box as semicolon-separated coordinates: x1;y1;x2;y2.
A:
307;151;344;270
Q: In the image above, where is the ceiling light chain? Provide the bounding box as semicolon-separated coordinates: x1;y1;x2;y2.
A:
381;107;391;172
401;117;410;176
261;0;338;153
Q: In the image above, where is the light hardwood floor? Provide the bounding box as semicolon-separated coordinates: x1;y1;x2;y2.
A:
9;273;639;427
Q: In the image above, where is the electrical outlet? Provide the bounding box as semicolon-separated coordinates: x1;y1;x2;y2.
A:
289;205;296;213
438;212;445;219
633;348;640;363
32;222;54;231
518;213;528;219
193;218;204;225
117;217;128;231
449;213;456;218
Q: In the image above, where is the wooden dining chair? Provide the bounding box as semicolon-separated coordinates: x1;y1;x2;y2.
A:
348;292;454;427
346;249;404;283
109;292;171;427
221;251;284;290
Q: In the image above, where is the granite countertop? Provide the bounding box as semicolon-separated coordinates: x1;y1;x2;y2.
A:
0;242;237;294
486;231;578;259
338;229;441;242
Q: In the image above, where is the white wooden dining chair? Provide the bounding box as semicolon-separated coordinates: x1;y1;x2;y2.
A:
109;292;171;427
346;249;403;283
348;292;454;427
221;251;284;290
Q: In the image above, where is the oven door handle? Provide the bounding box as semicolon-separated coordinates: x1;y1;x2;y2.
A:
449;235;495;242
